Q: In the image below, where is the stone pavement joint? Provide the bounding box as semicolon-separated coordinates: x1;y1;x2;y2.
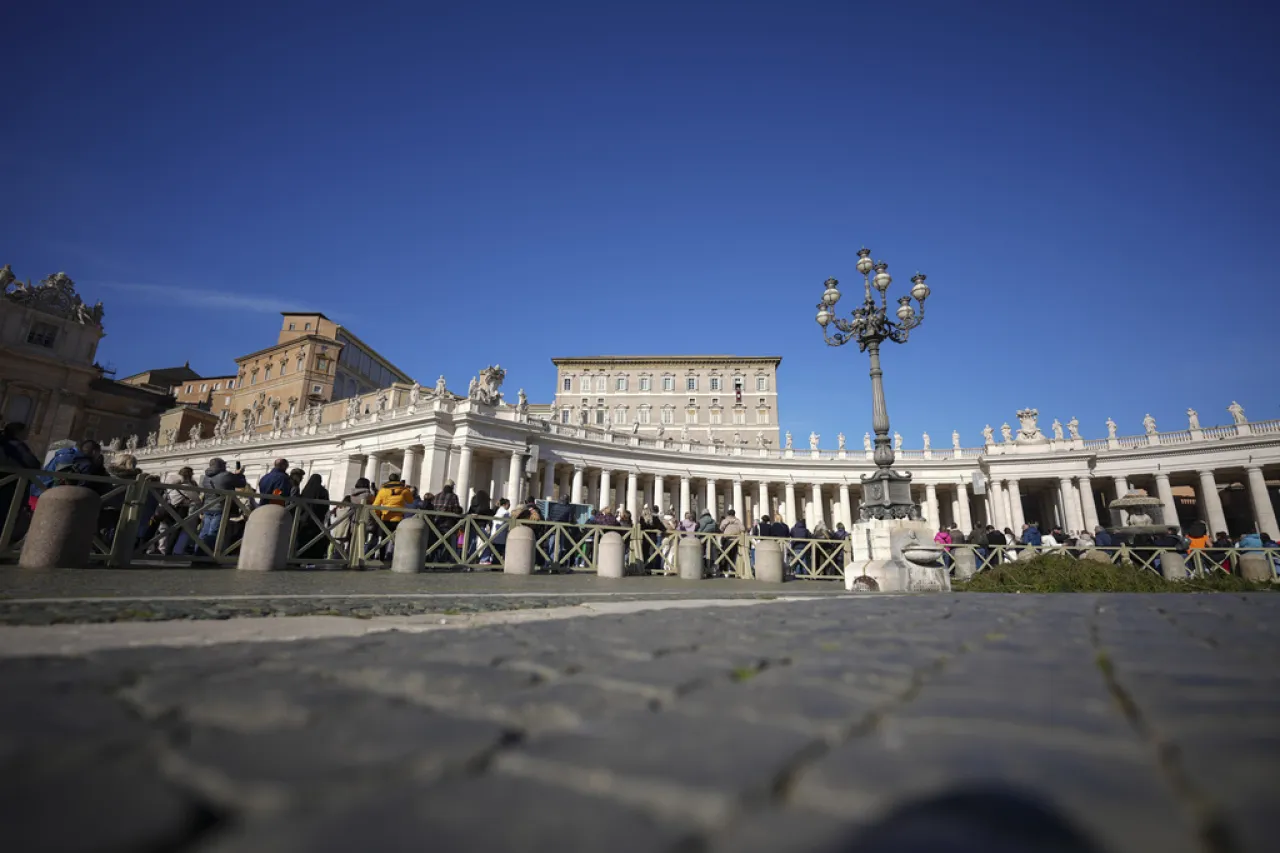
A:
0;594;1276;853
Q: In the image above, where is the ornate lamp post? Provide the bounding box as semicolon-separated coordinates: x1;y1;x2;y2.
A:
816;247;931;520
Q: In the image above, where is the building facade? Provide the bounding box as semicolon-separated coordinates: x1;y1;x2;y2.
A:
551;356;782;446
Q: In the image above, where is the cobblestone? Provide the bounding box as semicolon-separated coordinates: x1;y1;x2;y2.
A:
0;593;1276;852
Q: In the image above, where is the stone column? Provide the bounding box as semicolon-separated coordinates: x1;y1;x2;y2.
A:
627;471;639;519
541;461;556;499
560;468;572;499
1058;476;1083;533
704;478;716;516
838;483;853;531
456;445;474;504
1006;479;1025;530
949;490;961;529
571;466;585;504
1078;475;1100;531
1153;472;1180;532
758;482;770;520
402;445;424;489
956;481;973;532
808;483;824;528
1246;466;1279;539
654;475;666;513
732;479;744;518
680;477;691;517
987;479;1005;529
363;453;382;486
507;451;524;504
600;469;612;510
1197;469;1229;536
1113;476;1130;525
783;483;797;525
924;483;940;528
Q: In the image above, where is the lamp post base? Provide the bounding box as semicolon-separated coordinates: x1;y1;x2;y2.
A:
858;467;920;521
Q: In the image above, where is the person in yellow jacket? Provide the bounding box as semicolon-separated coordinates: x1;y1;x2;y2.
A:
372;473;414;561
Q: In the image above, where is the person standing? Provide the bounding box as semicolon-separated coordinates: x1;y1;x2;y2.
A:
298;474;330;563
258;459;295;500
718;508;744;576
372;472;413;562
161;467;199;556
333;477;374;562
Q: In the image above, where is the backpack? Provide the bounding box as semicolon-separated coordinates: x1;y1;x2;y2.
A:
38;447;79;489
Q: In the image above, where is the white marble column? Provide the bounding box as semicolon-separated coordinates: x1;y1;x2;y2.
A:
956;481;973;532
1113;475;1130;525
1006;479;1025;530
783;483;797;526
924;483;940;528
680;477;691;517
363;453;382;485
1078;475;1100;531
456;445;474;504
949;490;961;528
507;451;524;504
732;479;744;518
560;468;571;500
705;478;717;516
838;483;853;531
401;445;424;489
1246;466;1279;539
1153;472;1180;532
988;479;1005;529
626;471;639;518
1059;476;1083;533
757;482;770;521
570;466;585;504
1197;469;1228;536
541;461;556;499
810;483;825;528
600;469;612;510
654;475;666;513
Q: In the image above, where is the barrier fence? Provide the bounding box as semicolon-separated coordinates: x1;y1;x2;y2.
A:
2;464;1276;578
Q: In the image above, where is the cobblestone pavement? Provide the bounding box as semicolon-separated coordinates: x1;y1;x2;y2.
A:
2;593;1276;853
0;569;832;625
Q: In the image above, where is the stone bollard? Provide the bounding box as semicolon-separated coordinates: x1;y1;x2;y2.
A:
504;526;535;575
597;531;624;578
1239;553;1273;583
19;486;102;570
1159;551;1186;581
678;536;704;580
754;540;784;583
390;515;427;574
237;504;292;571
952;548;977;581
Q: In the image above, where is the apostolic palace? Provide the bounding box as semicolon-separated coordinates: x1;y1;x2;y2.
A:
3;267;1279;543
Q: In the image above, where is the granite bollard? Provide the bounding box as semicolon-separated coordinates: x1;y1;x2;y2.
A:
597;531;624;578
1159;550;1186;581
952;548;977;581
18;486;101;570
1239;552;1273;583
678;536;704;580
237;503;292;571
504;526;535;575
390;515;427;573
754;540;784;583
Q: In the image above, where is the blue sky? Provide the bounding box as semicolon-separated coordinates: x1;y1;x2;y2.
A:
3;0;1277;445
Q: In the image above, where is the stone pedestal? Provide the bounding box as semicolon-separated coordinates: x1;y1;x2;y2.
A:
754;540;784;583
1159;551;1186;581
597;531;624;578
504;526;535;575
19;486;101;570
677;537;703;580
238;504;292;571
1239;553;1273;583
390;516;427;573
953;548;977;581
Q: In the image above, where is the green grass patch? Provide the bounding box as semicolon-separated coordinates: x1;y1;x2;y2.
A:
730;667;760;682
954;554;1275;593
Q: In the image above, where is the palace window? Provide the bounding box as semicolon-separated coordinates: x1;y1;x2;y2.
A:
733;409;746;425
686;377;697;392
613;407;626;424
312;384;322;394
662;376;674;392
213;383;221;391
288;323;296;331
616;377;627;392
264;365;272;381
685;408;698;424
710;409;722;425
279;361;287;376
661;408;674;424
757;408;770;424
595;376;606;392
200;383;207;392
734;377;744;392
304;322;311;330
561;408;571;423
5;394;34;424
562;377;571;392
756;377;768;391
639;407;651;424
27;322;58;348
639;376;651;392
317;357;329;373
186;385;194;394
297;356;305;373
595;410;606;425
250;370;258;385
709;377;721;391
